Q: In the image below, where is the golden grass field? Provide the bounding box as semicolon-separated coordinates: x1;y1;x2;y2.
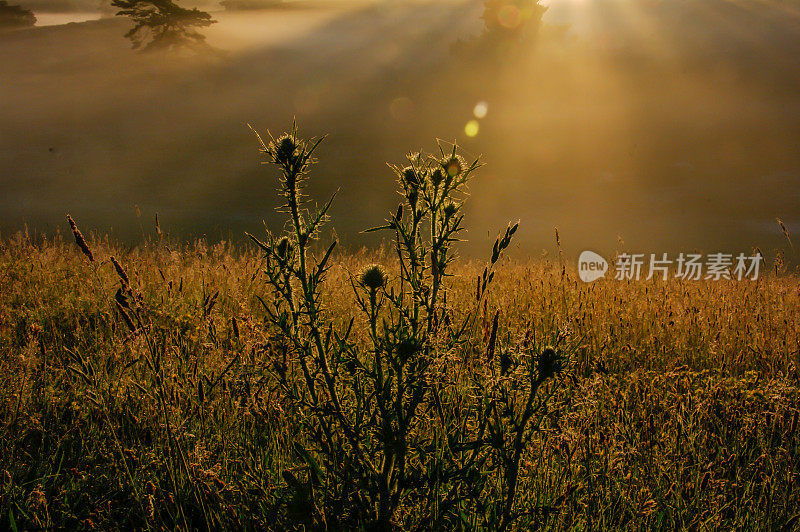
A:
1;225;798;529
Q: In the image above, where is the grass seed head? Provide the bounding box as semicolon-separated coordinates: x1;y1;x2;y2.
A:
67;214;94;262
110;256;129;286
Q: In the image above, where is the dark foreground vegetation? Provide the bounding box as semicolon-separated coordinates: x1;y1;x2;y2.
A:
1;127;799;530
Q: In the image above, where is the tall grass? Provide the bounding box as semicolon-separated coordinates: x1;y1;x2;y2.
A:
0;127;798;529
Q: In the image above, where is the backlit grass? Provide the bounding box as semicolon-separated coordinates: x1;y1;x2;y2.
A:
0;231;798;529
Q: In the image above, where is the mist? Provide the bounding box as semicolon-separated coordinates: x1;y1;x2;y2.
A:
1;0;799;260
20;0;221;11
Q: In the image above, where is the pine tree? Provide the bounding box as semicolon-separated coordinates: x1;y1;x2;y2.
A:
112;0;216;51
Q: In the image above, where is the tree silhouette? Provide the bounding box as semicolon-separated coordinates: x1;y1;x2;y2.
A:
111;0;216;52
452;0;547;60
0;1;36;29
481;0;547;42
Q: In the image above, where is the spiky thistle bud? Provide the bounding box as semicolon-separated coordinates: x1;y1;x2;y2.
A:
443;201;459;219
402;166;419;187
272;134;299;167
407;187;419;207
359;264;387;291
275;236;292;262
537;346;564;381
430;168;444;187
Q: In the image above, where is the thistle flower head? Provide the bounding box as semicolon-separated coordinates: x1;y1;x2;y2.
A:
537;346;564;381
397;338;420;361
272;134;299;167
443;155;466;178
443;201;459;219
359;264;388;291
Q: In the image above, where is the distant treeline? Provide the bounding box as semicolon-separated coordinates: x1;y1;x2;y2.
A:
220;0;284;9
0;0;36;26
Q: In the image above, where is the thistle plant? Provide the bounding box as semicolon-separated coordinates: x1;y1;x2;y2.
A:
359;146;569;530
249;125;570;529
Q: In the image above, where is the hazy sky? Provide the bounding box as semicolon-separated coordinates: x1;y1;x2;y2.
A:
1;0;798;261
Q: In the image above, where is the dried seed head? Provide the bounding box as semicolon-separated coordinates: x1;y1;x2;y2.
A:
115;287;130;309
110;257;129;286
359;264;388;290
116;301;136;332
232;317;240;340
443;201;459;219
67;215;94;262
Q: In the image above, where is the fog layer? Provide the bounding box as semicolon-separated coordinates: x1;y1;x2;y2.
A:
1;0;799;260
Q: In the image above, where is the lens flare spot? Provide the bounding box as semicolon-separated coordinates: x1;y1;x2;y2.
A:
497;5;522;30
473;101;488;119
465;120;480;138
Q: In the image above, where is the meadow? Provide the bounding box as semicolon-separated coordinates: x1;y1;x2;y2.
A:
1;127;798;530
